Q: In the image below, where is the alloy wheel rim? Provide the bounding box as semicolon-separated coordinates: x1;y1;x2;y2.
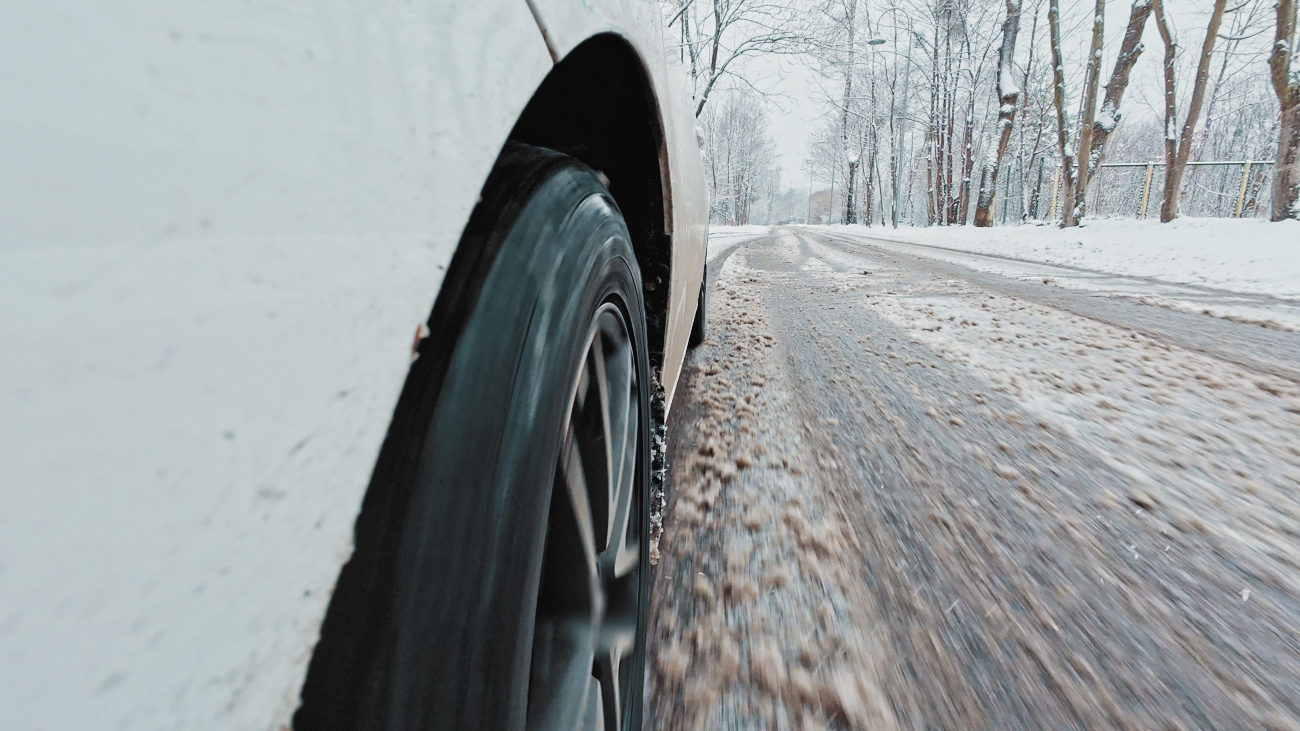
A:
528;301;642;731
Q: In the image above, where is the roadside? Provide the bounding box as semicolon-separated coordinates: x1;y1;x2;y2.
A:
834;218;1300;300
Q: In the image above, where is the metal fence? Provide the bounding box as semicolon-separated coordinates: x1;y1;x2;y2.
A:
1032;160;1276;221
869;157;1276;227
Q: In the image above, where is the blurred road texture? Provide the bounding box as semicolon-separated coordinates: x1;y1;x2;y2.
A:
646;227;1300;730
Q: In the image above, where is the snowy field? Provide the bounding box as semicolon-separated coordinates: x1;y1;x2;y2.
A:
834;218;1300;300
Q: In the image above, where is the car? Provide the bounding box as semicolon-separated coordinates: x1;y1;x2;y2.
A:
0;2;708;729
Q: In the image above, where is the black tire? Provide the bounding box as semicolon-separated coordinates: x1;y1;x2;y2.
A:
687;269;707;348
296;143;651;730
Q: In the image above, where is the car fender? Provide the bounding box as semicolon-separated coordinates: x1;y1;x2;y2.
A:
525;0;709;411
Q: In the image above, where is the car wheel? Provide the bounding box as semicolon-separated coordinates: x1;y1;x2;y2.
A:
687;270;707;348
296;142;650;731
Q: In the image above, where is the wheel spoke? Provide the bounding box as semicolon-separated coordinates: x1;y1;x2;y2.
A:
606;393;639;579
595;309;639;580
561;427;601;611
577;334;614;555
582;676;605;731
601;319;634;548
595;620;636;728
527;617;597;731
531;301;643;731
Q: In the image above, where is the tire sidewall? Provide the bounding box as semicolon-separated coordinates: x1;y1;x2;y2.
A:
384;161;652;730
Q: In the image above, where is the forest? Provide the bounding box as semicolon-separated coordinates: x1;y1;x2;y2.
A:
662;0;1300;226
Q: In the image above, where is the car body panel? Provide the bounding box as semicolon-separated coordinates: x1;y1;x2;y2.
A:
0;1;561;728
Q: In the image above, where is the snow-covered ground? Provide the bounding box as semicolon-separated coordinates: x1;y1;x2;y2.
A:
832;218;1300;300
708;225;770;260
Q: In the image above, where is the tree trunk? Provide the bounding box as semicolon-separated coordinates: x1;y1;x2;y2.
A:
1154;0;1227;222
1270;0;1299;220
839;0;856;224
1070;0;1106;224
1029;157;1045;219
1017;7;1042;222
928;23;940;225
958;95;976;225
975;0;1023;227
1087;1;1153;175
1048;0;1077;227
865;128;877;225
845;160;859;224
944;67;957;224
925;128;937;224
939;28;954;224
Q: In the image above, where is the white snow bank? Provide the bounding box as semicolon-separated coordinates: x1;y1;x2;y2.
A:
708;225;770;260
837;218;1300;300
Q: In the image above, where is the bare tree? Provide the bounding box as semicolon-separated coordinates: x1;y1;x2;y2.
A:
837;0;858;222
663;0;809;118
699;88;781;224
802;0;1278;227
1052;0;1154;225
974;0;1023;227
1068;0;1106;224
1015;0;1051;222
1270;0;1299;220
1085;1;1154;173
1048;0;1078;226
1152;0;1229;222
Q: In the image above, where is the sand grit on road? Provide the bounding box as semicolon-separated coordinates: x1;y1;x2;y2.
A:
646;246;894;731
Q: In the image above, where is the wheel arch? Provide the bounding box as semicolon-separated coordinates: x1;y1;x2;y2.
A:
508;32;674;365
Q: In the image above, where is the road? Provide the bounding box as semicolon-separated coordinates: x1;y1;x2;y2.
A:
644;227;1300;730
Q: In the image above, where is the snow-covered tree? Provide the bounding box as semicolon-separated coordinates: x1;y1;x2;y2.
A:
700;88;782;224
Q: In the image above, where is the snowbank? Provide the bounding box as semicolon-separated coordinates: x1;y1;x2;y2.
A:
708;225;771;260
835;218;1300;300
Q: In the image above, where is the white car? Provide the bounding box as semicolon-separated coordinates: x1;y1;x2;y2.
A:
0;2;708;729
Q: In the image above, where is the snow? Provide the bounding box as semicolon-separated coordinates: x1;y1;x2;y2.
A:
1096;101;1119;131
838;218;1300;301
999;65;1021;96
709;225;772;260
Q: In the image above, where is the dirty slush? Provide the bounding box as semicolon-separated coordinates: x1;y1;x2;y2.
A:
645;229;1300;730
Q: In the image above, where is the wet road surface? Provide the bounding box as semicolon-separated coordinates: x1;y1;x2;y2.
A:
645;227;1300;730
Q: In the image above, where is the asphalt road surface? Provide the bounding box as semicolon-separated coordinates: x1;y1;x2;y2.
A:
645;227;1300;730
